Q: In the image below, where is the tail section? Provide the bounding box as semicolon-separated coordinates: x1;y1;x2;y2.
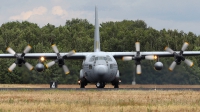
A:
94;6;101;52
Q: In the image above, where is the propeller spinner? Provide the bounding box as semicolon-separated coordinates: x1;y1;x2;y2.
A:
122;42;156;74
7;45;33;72
45;44;75;75
165;42;193;71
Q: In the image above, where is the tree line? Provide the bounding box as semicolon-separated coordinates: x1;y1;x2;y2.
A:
0;19;200;84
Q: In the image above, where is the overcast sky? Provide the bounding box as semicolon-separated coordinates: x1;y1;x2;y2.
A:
1;0;200;35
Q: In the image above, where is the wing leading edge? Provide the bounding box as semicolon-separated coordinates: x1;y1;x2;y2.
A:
0;51;200;59
0;52;93;59
110;51;200;59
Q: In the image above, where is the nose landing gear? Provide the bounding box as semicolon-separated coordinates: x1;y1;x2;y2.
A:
96;82;105;88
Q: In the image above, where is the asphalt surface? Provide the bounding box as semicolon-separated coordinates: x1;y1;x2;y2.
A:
0;88;200;91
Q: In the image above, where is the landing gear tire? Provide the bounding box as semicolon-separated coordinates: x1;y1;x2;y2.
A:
96;82;105;88
114;82;119;88
80;78;87;88
112;79;119;88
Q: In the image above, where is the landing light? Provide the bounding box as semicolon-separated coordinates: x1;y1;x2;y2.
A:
40;57;45;62
154;55;158;60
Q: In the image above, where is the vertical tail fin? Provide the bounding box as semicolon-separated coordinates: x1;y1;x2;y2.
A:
94;6;101;52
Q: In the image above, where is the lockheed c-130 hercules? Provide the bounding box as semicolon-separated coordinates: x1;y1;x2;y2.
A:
0;7;200;88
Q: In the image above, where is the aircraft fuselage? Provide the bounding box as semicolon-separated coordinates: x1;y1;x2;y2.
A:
82;52;119;83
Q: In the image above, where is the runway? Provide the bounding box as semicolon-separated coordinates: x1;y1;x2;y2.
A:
0;84;200;91
0;88;200;91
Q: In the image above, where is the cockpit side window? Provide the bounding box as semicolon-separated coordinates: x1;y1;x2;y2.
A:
106;55;112;61
89;56;95;62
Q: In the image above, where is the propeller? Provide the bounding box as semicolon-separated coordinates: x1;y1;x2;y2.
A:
165;42;193;71
7;45;33;72
45;44;75;75
122;42;156;74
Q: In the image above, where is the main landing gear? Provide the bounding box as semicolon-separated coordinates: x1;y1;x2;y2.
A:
79;77;87;88
111;79;119;88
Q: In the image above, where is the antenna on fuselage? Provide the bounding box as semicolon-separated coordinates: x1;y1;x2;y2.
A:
94;6;101;52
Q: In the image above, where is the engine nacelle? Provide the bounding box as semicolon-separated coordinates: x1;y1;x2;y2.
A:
154;62;163;70
35;63;45;72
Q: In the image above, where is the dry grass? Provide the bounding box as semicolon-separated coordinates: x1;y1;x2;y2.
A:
0;90;200;112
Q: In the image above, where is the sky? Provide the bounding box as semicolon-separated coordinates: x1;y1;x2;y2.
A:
1;0;200;35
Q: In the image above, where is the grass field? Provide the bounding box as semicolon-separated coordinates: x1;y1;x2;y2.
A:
0;86;200;112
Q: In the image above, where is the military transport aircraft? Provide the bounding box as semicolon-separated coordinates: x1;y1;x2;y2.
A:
0;7;200;88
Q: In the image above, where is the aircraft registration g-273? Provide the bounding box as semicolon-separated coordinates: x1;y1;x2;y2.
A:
1;7;200;88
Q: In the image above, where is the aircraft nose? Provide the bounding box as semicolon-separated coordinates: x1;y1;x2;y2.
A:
94;65;108;76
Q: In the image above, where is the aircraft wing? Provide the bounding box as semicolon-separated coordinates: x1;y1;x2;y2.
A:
109;51;200;59
1;51;200;60
0;52;93;59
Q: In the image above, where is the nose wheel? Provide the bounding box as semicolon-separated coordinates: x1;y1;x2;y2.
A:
96;82;105;88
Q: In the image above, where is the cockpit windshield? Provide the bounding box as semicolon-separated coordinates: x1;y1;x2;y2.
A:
95;56;107;61
89;56;112;62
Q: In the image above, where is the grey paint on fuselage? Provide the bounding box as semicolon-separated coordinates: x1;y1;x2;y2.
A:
82;52;118;83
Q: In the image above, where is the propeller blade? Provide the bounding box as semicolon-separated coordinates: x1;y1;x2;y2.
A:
122;56;133;61
145;55;157;60
165;47;174;54
181;42;189;51
169;61;177;71
62;65;70;75
23;45;32;53
52;44;59;53
8;63;16;72
46;61;56;68
136;64;141;75
7;47;16;54
135;42;140;52
25;62;34;70
184;59;193;67
66;50;76;57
